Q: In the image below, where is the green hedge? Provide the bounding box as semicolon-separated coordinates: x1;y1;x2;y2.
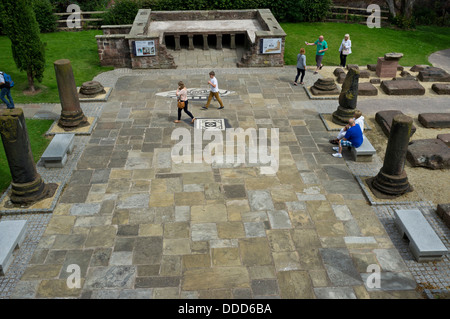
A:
33;0;58;33
103;0;333;25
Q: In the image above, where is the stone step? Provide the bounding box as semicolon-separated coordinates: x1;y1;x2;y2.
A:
0;220;28;276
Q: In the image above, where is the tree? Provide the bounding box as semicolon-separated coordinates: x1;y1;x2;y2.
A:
0;0;46;93
385;0;417;19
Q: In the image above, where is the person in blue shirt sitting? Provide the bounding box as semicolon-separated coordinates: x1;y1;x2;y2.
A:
332;118;363;158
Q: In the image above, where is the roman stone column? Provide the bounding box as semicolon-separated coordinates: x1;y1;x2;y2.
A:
188;35;194;50
54;59;89;130
230;34;236;49
174;35;181;51
203;34;209;50
0;109;57;204
368;114;413;198
216;34;223;50
332;68;360;125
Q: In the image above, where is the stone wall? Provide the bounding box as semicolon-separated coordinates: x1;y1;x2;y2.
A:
102;25;133;35
96;34;132;68
150;10;258;22
128;37;176;69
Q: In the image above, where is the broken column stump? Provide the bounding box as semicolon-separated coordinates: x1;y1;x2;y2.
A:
0;109;57;205
54;59;89;130
368;114;414;198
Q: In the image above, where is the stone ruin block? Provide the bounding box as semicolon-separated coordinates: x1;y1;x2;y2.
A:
397;66;404;71
410;65;430;72
436;204;450;229
375;110;416;138
337;72;346;84
406;139;450;170
346;64;359;70
370;78;381;84
418;113;450;128
358;82;378;96
376;57;398;78
359;70;370;78
437;134;450;147
367;64;377;71
432;83;450;95
418;67;450;82
380;80;425;95
333;68;345;76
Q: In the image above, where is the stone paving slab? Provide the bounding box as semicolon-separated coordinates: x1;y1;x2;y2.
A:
4;67;448;299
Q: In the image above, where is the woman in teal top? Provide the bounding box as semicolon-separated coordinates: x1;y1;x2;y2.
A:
306;35;328;74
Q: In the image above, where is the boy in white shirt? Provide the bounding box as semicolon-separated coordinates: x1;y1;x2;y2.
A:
202;71;224;110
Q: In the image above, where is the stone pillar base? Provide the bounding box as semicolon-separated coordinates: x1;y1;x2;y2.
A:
58;110;89;130
367;171;413;199
332;106;356;125
10;176;57;205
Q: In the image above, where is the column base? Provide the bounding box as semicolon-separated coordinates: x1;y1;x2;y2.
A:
58;110;89;130
367;171;413;199
332;106;356;125
10;176;58;205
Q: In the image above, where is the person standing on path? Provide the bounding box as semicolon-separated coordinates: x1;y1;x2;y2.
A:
202;71;224;110
294;48;307;86
338;34;352;68
0;71;15;109
306;35;328;75
174;81;195;124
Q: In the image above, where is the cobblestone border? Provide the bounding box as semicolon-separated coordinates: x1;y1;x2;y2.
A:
372;202;450;298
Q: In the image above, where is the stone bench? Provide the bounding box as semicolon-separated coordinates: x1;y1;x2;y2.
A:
350;135;376;162
41;134;75;168
394;209;448;262
0;220;28;276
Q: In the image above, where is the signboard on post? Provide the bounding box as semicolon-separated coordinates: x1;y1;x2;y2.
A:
134;40;156;56
260;38;282;54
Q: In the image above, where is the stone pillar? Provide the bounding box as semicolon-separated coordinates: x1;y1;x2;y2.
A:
188;35;194;50
369;114;413;198
203;34;209;50
376;53;403;78
54;59;89;130
332;68;360;125
230;34;236;49
174;35;181;51
0;109;57;204
216;34;223;50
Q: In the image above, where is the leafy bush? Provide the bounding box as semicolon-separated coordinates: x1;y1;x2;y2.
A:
390;14;416;29
103;0;140;25
33;0;57;33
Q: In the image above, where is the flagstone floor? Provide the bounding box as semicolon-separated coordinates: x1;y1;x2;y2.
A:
1;66;449;299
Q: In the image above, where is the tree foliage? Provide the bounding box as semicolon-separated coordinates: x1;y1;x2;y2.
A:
33;0;58;33
0;0;46;92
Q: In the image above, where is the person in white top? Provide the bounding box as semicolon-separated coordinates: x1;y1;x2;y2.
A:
330;110;364;144
174;81;195;124
202;71;224;110
338;34;352;68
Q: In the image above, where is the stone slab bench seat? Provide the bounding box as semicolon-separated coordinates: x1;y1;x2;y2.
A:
394;209;448;262
350;135;376;162
0;220;28;276
41;133;75;168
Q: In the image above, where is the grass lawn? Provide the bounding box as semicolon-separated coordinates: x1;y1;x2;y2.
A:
0;30;113;104
0;119;53;194
281;23;450;67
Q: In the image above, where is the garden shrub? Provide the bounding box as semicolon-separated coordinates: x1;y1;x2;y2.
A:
103;0;140;25
33;0;58;33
